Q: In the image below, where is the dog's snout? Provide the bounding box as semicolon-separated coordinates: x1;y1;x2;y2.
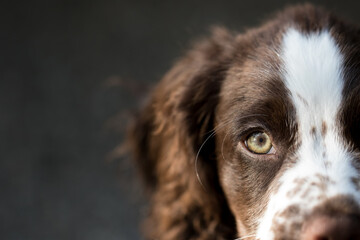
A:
301;215;360;240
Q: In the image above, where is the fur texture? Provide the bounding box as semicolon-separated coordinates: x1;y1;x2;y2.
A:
129;4;360;240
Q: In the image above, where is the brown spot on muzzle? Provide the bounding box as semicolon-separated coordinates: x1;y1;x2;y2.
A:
272;204;304;240
279;205;301;218
310;126;316;137
287;178;307;198
321;121;327;138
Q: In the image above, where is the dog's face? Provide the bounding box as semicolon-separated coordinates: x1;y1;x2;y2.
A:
216;28;360;238
216;15;360;240
130;5;360;240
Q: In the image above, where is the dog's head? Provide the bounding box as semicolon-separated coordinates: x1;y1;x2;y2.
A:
130;4;360;240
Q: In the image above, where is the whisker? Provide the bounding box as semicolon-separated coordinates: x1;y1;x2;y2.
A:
234;233;258;240
221;130;231;163
194;112;269;190
203;117;233;136
195;119;234;190
195;130;217;191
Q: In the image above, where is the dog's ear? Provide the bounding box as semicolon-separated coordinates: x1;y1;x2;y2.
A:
129;27;237;239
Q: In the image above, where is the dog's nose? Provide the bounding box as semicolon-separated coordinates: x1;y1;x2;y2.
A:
301;215;360;240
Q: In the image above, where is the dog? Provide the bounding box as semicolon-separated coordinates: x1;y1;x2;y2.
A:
129;4;360;240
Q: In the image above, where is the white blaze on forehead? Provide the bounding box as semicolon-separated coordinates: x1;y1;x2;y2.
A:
256;28;360;240
283;28;343;125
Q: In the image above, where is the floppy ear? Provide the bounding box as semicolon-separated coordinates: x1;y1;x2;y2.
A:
129;27;237;239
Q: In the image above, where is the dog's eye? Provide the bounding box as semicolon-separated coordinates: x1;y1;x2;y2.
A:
245;131;273;154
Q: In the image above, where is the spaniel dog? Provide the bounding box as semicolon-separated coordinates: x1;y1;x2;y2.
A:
129;4;360;240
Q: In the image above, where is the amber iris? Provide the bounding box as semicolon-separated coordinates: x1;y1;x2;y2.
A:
245;131;272;154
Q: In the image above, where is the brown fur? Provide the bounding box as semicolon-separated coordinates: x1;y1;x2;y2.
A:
128;4;360;239
129;27;237;239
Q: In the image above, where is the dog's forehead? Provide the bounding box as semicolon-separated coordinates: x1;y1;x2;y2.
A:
281;28;344;142
279;27;360;153
223;24;360;139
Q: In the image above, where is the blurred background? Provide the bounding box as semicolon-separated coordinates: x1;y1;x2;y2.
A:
2;0;360;239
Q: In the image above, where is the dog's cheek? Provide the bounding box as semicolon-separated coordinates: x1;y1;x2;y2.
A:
217;138;286;236
217;152;261;236
218;163;249;235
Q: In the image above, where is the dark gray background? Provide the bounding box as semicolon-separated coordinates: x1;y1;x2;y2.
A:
2;0;360;239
